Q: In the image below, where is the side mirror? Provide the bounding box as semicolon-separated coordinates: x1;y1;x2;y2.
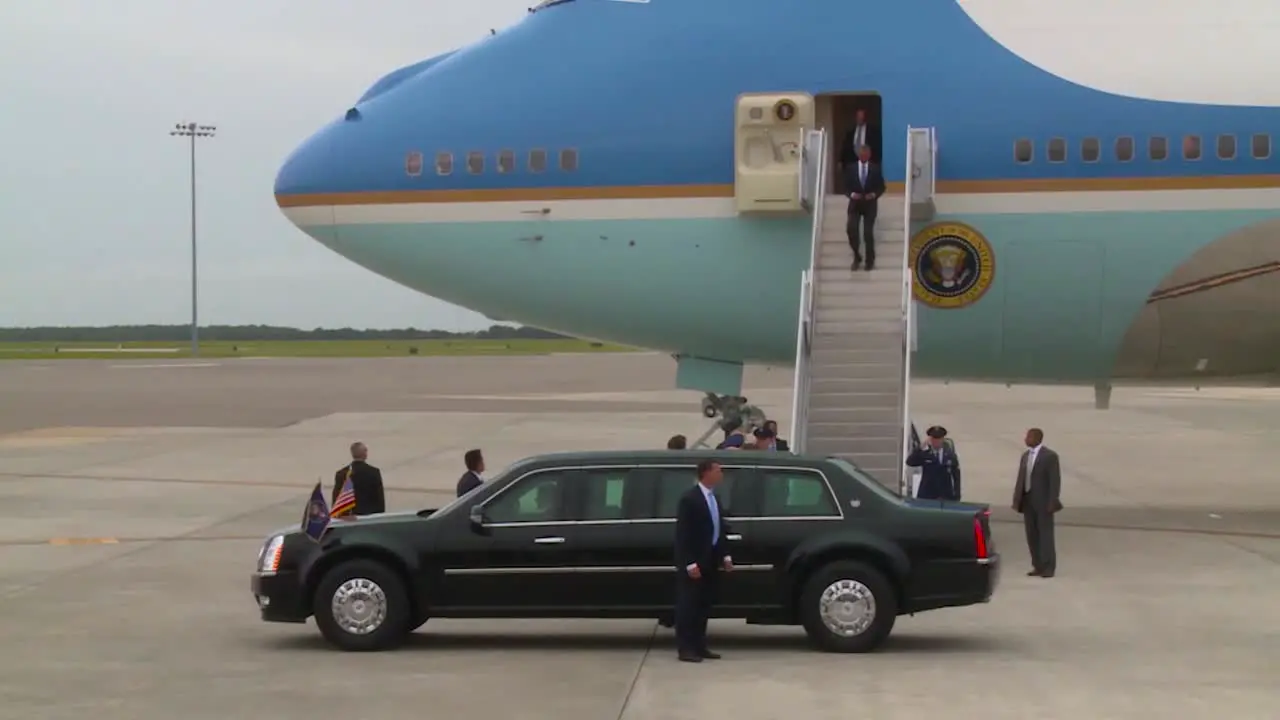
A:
468;504;488;532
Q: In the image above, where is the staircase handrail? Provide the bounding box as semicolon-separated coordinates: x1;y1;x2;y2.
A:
899;128;918;496
790;128;827;453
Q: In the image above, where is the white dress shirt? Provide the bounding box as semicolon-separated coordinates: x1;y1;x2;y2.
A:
1023;444;1042;491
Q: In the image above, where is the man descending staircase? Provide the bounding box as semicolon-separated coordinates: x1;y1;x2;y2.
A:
802;192;908;489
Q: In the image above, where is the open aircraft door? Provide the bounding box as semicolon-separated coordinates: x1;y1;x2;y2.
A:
733;92;814;213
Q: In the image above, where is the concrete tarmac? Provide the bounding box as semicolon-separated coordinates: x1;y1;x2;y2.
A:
0;355;1277;719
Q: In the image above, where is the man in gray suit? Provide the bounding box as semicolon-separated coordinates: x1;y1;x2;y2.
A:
1011;428;1063;578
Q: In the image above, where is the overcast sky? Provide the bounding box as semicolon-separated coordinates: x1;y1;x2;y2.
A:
0;0;532;329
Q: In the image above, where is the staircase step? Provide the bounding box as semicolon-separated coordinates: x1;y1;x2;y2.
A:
807;405;903;425
816;268;903;284
812;305;901;323
812;292;905;307
811;375;904;393
809;358;902;374
809;366;903;383
807;439;901;460
811;277;906;295
806;419;902;437
808;345;902;363
810;333;904;352
814;318;901;334
810;392;900;409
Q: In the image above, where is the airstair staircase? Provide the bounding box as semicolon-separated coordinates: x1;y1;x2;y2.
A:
791;127;937;492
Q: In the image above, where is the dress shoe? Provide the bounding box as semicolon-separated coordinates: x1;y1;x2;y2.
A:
677;653;703;663
1039;572;1055;578
698;649;722;660
851;260;861;271
1026;570;1040;576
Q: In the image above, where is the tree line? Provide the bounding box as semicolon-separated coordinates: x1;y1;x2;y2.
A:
0;324;573;343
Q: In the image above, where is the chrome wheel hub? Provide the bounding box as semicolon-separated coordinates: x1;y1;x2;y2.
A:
817;579;876;637
331;577;387;635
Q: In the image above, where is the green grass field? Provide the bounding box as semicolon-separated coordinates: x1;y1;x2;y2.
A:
0;338;634;360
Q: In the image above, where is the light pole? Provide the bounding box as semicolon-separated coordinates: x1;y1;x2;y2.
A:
170;121;216;357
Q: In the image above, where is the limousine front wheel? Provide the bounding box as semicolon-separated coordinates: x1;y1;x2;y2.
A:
799;560;896;653
313;559;411;652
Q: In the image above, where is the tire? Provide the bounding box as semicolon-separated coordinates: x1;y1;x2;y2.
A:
409;614;430;633
312;558;412;652
798;560;897;653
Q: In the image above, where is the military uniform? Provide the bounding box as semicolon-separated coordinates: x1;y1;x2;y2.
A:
905;426;962;501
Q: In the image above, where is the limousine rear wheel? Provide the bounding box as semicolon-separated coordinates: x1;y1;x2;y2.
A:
313;559;411;652
799;560;896;653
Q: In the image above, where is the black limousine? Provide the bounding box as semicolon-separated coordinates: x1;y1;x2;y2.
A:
252;450;999;653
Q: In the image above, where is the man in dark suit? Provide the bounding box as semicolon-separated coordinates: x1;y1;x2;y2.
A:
844;144;886;271
839;108;882;166
673;459;733;662
456;448;485;497
1011;428;1063;578
332;441;386;516
905;426;961;500
762;420;790;452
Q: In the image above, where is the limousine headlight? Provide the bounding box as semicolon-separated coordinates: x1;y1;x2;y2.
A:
257;535;284;575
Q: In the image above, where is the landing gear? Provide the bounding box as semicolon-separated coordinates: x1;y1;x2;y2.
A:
691;393;769;449
1094;381;1112;410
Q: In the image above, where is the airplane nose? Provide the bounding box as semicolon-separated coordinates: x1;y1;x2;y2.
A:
274;120;338;200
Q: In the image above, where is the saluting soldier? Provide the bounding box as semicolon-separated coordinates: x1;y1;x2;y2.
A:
905;426;962;501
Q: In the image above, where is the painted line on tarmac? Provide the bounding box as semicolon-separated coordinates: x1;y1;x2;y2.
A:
0;471;457;495
0;534;286;548
109;362;221;369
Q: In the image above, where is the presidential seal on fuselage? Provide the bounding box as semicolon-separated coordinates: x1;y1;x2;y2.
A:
910;221;995;309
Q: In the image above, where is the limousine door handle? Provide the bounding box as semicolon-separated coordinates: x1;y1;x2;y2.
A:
726;534;742;541
533;536;566;544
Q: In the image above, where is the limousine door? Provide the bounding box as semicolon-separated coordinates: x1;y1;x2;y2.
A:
434;470;586;612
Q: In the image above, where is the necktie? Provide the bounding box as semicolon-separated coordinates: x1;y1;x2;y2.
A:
707;491;720;544
860;163;867;186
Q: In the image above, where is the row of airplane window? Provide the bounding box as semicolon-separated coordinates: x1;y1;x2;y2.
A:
1014;133;1273;164
406;149;578;176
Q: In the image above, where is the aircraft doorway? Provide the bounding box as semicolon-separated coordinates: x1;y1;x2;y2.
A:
816;93;882;196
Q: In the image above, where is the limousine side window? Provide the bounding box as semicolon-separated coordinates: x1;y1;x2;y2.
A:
485;472;570;523
758;470;840;517
579;468;649;521
654;467;749;518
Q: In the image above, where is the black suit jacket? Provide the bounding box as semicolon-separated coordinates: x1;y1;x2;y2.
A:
332;460;386;515
674;485;730;572
1012;447;1063;514
456;470;483;497
775;438;790;452
840;124;883;165
843;161;886;205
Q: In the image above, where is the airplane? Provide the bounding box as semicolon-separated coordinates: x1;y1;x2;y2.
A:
274;0;1280;418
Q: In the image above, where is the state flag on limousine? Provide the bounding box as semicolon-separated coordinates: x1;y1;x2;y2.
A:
301;482;331;542
331;467;357;518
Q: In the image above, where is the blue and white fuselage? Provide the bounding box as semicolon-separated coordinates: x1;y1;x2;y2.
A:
275;0;1280;390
